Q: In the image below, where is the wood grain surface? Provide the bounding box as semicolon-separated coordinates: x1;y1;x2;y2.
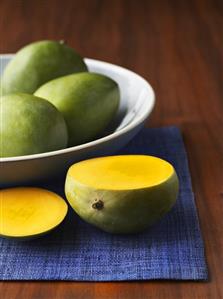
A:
0;0;223;298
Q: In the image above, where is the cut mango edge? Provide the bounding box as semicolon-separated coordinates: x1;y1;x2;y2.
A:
68;155;176;190
0;187;68;239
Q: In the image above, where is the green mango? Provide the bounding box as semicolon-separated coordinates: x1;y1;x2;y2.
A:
1;40;87;95
35;72;120;146
65;155;179;234
0;93;68;157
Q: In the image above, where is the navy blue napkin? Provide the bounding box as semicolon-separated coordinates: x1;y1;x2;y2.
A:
0;126;208;280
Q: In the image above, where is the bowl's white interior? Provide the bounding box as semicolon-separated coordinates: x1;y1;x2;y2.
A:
0;56;155;162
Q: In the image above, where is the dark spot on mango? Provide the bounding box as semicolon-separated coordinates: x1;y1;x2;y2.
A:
92;200;104;210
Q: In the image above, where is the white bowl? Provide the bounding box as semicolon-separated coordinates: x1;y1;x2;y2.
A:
0;55;155;186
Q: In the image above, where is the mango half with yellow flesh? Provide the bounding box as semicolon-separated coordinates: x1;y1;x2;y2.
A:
35;72;120;146
65;155;179;234
0;187;68;239
1;40;88;95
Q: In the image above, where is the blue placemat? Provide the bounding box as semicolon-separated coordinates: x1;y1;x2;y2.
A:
0;126;208;281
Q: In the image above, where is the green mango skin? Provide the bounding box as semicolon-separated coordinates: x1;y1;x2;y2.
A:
65;172;179;234
0;93;68;157
35;73;120;146
1;40;88;95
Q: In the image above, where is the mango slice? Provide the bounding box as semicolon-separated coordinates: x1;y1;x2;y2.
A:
65;155;179;233
0;187;68;239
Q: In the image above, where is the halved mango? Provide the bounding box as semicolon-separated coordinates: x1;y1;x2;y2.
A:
0;187;68;239
65;155;179;233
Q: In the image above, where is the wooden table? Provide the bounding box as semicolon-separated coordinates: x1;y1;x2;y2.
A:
0;0;222;298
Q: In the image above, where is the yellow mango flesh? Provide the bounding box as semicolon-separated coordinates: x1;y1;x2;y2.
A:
69;155;174;190
0;187;68;239
65;155;179;234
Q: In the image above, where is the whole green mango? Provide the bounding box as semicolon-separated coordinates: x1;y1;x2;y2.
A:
1;40;88;95
0;93;68;157
35;73;120;146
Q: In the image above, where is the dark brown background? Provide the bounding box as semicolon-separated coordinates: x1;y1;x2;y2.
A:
0;0;223;298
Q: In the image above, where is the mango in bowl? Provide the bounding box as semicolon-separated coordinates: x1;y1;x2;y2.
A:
35;72;120;146
0;93;68;157
1;40;87;95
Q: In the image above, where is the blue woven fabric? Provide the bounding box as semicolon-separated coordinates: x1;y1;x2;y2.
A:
0;126;208;280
